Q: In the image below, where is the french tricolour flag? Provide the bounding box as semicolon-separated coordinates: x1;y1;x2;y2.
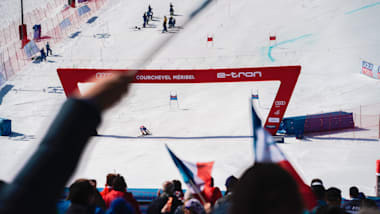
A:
166;145;214;194
251;103;317;211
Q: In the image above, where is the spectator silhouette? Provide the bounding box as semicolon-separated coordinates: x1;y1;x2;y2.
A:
231;163;304;214
316;187;348;214
147;181;182;214
66;178;103;214
342;186;362;214
360;199;378;210
0;181;5;192
311;179;327;210
173;180;184;202
89;179;107;211
0;72;134;214
212;175;238;214
184;198;206;214
311;178;324;187
103;174;141;214
358;208;380;214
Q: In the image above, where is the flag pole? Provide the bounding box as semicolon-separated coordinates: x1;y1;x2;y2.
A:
188;177;207;204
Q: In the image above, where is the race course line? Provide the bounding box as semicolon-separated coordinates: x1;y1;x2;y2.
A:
345;2;380;15
267;34;312;62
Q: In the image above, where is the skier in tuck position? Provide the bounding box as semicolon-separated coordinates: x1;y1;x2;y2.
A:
140;125;151;136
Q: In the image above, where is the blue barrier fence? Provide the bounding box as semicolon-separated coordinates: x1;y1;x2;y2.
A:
279;111;355;136
0;66;6;86
78;5;91;16
59;18;72;30
24;40;40;58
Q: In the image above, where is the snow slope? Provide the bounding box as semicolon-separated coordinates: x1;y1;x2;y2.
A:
0;0;380;197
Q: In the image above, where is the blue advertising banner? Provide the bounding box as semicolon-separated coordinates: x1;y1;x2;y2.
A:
0;64;6;87
59;18;72;30
361;60;379;79
78;5;91;16
24;40;40;58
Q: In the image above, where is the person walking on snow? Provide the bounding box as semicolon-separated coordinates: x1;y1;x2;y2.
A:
170;3;174;16
148;5;153;20
46;42;52;56
143;12;147;28
40;48;46;62
168;16;175;28
162;16;168;33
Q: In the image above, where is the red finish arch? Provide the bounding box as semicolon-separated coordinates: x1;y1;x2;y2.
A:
57;66;301;135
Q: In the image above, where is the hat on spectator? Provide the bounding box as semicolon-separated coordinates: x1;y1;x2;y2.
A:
185;198;205;214
106;198;134;214
310;178;324;187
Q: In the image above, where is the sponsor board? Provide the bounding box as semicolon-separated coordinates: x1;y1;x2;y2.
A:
266;125;277;129
57;66;300;135
275;100;286;107
95;72;113;79
361;60;380;80
217;71;262;79
268;117;280;123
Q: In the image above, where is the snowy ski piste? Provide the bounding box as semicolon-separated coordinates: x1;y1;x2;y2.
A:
0;0;380;198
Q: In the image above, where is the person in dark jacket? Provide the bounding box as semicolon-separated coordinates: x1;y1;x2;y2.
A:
66;179;98;214
342;186;362;214
46;42;52;56
143;12;148;28
147;5;153;20
0;72;134;214
147;181;182;214
40;48;47;61
212;175;238;214
231;163;304;214
169;3;174;16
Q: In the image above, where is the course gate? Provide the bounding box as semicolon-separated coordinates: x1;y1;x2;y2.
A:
57;66;301;135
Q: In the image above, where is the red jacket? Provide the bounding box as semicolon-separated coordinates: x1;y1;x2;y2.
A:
100;186;112;199
201;185;223;206
104;190;141;214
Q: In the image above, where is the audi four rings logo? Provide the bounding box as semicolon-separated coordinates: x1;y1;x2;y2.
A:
217;71;262;79
95;72;113;79
275;101;286;106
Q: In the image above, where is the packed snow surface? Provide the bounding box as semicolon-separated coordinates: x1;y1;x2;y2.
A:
0;0;380;197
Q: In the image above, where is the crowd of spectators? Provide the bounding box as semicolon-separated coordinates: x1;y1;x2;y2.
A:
0;73;379;214
57;165;380;214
